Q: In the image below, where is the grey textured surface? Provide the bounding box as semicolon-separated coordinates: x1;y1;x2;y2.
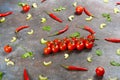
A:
0;0;120;80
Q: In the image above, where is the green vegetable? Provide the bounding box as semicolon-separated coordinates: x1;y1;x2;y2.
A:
18;2;26;6
42;26;51;31
0;17;5;23
110;61;120;66
116;48;120;55
102;13;111;22
40;38;48;44
0;72;3;80
21;52;33;58
95;49;102;56
69;32;80;38
53;6;66;12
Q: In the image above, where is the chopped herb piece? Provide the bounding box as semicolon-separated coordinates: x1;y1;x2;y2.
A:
73;2;77;7
116;48;120;55
41;18;47;23
100;23;106;29
0;17;5;23
53;6;66;12
68;15;74;21
103;0;109;3
95;49;102;56
21;52;33;58
0;71;3;80
102;13;111;22
69;32;80;38
110;61;120;66
114;8;120;14
40;38;48;44
18;2;26;6
42;26;51;31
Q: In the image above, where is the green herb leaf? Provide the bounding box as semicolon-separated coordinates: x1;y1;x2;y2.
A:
69;32;80;38
102;13;111;22
95;49;102;56
110;61;120;66
21;52;33;58
53;6;66;12
42;26;51;31
0;71;3;80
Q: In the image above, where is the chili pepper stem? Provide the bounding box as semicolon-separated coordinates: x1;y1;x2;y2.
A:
60;64;69;69
48;32;58;37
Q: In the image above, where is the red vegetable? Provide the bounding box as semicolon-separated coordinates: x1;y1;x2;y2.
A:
61;64;88;71
23;68;30;80
0;11;13;17
4;45;12;53
41;0;46;3
116;2;120;5
85;40;94;49
48;25;69;37
105;38;120;43
83;26;95;34
87;34;95;42
67;41;76;51
95;66;105;77
84;8;93;17
44;47;52;55
22;5;30;13
75;5;84;15
15;25;29;33
45;11;63;23
76;41;85;51
59;42;67;51
51;44;59;53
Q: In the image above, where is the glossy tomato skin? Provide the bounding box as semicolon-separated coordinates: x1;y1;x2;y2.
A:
53;39;61;45
76;41;85;51
22;5;30;12
59;42;67;51
46;41;53;47
72;37;79;44
85;40;94;49
75;5;84;15
87;34;95;42
67;42;76;51
4;45;12;53
44;47;52;55
63;37;70;44
51;44;59;53
95;66;105;77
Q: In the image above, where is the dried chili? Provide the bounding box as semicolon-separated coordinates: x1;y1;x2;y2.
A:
105;38;120;43
84;8;93;17
48;25;69;37
45;11;63;23
41;0;46;3
23;68;30;80
61;64;88;71
0;11;13;17
15;25;29;33
80;26;95;34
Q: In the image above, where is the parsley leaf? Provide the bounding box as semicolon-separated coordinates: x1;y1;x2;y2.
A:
42;26;51;31
69;32;80;38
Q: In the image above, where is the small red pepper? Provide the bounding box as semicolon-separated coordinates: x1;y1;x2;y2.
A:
48;25;69;37
45;11;63;23
23;68;30;80
41;0;46;3
15;25;29;33
84;8;93;17
105;38;120;43
0;11;13;17
81;26;95;34
61;64;88;71
116;2;120;5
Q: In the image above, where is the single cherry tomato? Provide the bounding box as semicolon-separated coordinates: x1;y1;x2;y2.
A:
44;47;52;55
22;5;30;12
75;5;84;15
85;40;94;49
4;45;12;53
76;41;85;51
71;37;79;44
59;42;67;51
46;41;53;47
67;41;76;51
53;38;61;45
87;34;95;42
63;37;70;44
95;66;105;77
51;44;59;53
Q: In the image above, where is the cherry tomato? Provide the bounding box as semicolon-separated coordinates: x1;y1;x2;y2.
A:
72;37;79;44
87;34;95;42
59;42;67;51
4;45;12;53
85;40;94;49
46;41;53;47
75;5;84;15
76;41;85;51
67;42;76;51
22;5;30;12
51;44;59;53
53;38;61;45
44;47;52;55
95;66;105;77
63;37;70;44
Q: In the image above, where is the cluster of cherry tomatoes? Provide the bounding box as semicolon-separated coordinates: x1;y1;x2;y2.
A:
43;34;95;55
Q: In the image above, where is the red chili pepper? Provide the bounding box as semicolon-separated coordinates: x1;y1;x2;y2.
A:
116;2;120;5
84;8;93;17
48;25;69;37
61;64;88;71
41;0;46;3
105;38;120;43
0;11;13;17
45;11;63;23
23;68;30;80
81;26;95;34
15;25;29;33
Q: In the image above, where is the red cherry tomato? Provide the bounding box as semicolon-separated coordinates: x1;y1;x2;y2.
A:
44;47;52;55
51;44;59;53
59;42;67;51
46;41;53;47
22;5;30;12
95;66;105;77
71;37;79;44
75;5;84;15
85;40;94;49
87;34;95;42
63;37;70;44
53;38;61;45
4;45;12;53
76;41;85;51
67;42;76;51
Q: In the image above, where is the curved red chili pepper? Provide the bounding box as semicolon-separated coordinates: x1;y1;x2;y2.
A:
105;38;120;43
84;8;93;17
48;25;69;37
45;11;63;23
23;68;30;80
116;2;120;5
0;11;13;17
15;25;29;33
83;26;95;34
41;0;46;3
